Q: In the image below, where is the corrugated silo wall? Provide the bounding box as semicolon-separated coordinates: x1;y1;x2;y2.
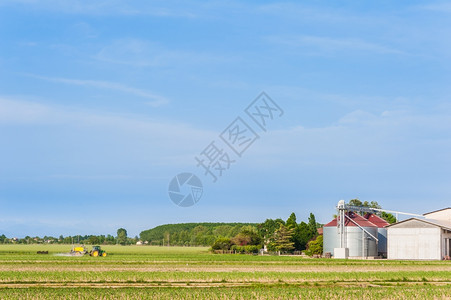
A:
323;226;339;256
377;228;387;254
346;227;378;257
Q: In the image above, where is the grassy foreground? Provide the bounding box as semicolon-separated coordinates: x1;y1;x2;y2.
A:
0;244;451;299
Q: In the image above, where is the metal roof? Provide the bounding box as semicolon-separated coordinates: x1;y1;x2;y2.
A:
363;213;390;228
324;212;378;228
423;207;451;216
385;217;451;231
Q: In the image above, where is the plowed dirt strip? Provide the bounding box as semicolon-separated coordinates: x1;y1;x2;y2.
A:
1;281;451;289
2;265;451;272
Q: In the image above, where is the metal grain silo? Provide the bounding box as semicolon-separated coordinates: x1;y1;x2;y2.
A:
364;213;389;256
322;224;340;256
323;212;378;258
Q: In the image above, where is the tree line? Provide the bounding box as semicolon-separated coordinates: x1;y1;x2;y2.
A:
139;222;258;246
0;228;133;245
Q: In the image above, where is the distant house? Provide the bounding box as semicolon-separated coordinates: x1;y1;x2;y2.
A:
387;208;451;260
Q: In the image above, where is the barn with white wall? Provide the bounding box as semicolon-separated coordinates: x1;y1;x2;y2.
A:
387;208;451;260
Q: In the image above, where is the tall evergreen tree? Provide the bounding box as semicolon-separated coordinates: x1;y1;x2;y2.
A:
286;212;303;251
273;224;294;252
286;212;297;229
308;213;318;237
298;221;313;250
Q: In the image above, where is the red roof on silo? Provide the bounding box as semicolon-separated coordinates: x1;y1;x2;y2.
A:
323;212;378;228
363;213;389;228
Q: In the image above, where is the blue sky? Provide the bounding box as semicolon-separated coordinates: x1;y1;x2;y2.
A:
1;1;450;237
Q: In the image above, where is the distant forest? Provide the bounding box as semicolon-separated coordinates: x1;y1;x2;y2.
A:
139;222;259;246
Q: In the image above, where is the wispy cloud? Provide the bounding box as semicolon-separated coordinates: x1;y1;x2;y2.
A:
0;0;199;18
417;2;451;13
257;3;349;23
265;35;404;56
95;39;237;68
27;74;169;107
0;96;214;149
248;107;451;171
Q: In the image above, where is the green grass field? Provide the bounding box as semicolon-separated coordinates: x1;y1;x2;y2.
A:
1;244;451;299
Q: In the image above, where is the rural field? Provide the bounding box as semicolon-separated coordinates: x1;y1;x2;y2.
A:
0;245;451;299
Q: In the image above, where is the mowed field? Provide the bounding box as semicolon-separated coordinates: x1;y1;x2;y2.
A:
1;245;451;299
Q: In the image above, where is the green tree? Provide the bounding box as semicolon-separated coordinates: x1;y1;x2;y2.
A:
117;228;127;245
87;235;99;245
258;218;285;249
348;199;380;210
381;211;397;224
211;237;233;251
106;234;116;245
286;212;297;229
286;212;305;251
98;235;106;244
292;224;303;251
179;230;190;245
348;199;396;223
232;226;261;246
272;224;294;253
213;225;233;237
298;221;314;250
348;198;363;207
308;213;318;237
305;235;323;256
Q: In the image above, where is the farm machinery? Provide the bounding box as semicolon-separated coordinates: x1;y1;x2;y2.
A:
90;245;107;257
70;245;107;257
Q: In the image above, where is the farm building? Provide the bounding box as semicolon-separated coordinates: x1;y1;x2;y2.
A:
387;208;451;260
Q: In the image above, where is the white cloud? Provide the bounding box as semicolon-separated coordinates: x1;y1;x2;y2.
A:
95;39;237;68
243;107;451;170
27;74;169;107
0;97;55;124
0;96;215;151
